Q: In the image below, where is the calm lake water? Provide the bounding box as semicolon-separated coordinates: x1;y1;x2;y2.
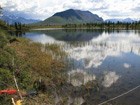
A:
24;29;140;105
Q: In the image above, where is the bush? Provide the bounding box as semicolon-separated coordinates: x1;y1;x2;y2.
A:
0;28;67;104
0;68;14;90
0;30;8;48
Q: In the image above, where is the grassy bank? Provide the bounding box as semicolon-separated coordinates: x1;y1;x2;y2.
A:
0;28;68;104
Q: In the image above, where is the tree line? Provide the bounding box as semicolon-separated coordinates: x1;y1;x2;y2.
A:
62;21;140;30
0;6;29;32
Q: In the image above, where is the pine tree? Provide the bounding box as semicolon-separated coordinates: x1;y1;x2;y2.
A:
0;6;2;15
18;22;22;30
15;22;18;30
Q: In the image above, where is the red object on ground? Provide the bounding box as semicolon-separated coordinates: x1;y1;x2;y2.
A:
0;89;17;95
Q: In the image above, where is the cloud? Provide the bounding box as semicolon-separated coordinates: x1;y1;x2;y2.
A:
132;4;140;12
0;0;140;20
102;10;131;18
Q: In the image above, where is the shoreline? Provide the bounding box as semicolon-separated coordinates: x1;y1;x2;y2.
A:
31;27;140;31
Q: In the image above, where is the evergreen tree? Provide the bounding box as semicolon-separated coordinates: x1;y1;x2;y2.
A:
0;6;2;15
126;22;129;30
14;22;18;30
18;22;22;30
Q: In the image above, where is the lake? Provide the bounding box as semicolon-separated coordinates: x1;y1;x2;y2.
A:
24;29;140;105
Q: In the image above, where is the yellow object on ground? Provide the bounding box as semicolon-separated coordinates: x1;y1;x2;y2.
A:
16;100;22;105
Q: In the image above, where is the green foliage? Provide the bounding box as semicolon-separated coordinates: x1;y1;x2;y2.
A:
0;20;15;31
0;27;68;104
62;21;140;30
0;30;15;70
14;22;26;31
0;19;29;32
44;16;68;25
0;31;8;48
0;68;14;89
0;48;14;69
0;95;11;105
0;29;33;103
0;32;16;104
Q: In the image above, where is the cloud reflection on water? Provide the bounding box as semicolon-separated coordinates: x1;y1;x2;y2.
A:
66;31;140;70
25;30;140;88
25;33;65;44
68;69;96;87
123;63;131;69
102;71;120;88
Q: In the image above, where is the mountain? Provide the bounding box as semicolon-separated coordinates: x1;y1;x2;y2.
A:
38;9;103;25
0;12;40;24
105;18;136;23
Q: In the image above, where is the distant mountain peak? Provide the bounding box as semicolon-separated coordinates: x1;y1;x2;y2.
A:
38;9;103;25
105;18;136;23
0;10;41;24
53;9;82;20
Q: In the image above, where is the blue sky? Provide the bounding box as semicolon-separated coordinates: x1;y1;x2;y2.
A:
0;0;140;20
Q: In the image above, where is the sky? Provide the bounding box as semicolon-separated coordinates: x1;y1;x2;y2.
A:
0;0;140;20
